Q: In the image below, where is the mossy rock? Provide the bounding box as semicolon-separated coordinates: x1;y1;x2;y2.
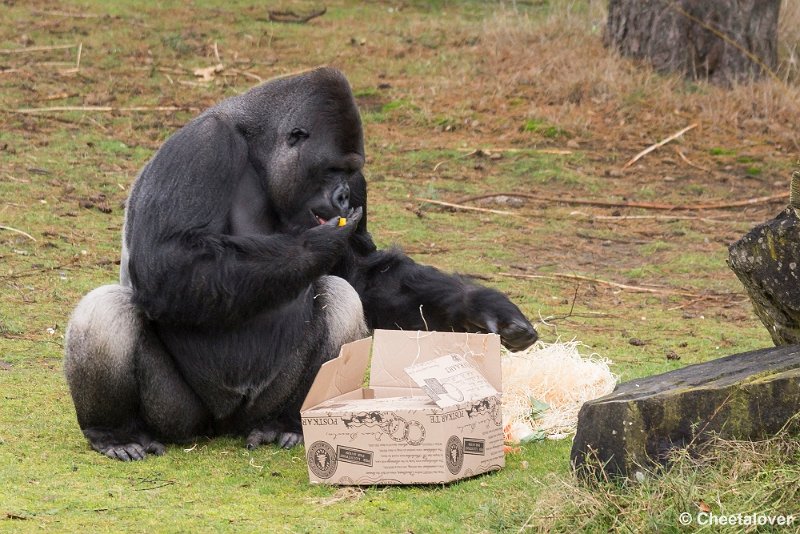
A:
570;345;800;479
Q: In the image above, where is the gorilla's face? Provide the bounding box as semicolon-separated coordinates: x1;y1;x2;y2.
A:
248;74;365;235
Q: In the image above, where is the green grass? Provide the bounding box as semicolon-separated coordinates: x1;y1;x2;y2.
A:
709;147;737;156
533;432;800;533
522;118;569;139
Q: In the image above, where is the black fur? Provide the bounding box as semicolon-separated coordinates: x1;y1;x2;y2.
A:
64;67;537;461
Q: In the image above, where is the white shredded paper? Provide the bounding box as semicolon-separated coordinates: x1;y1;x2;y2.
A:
501;340;617;443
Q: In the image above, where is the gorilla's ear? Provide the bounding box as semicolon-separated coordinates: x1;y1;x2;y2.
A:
288;128;309;146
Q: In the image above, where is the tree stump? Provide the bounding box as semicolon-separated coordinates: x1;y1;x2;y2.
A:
605;0;781;85
728;171;800;345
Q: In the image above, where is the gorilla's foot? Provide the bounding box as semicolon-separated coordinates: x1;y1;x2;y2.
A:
83;427;166;461
246;423;304;450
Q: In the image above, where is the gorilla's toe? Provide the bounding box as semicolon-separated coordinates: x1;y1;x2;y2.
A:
278;431;304;449
245;425;303;450
245;426;280;450
85;427;164;461
146;440;166;456
103;443;145;461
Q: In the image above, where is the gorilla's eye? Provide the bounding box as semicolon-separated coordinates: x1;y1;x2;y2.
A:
288;128;309;146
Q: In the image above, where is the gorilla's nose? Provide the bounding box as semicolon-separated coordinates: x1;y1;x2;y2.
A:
332;183;350;212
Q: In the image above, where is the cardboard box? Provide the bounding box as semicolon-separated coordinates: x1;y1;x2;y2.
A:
300;329;505;485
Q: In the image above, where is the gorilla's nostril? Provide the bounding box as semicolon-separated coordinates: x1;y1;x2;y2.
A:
332;184;350;211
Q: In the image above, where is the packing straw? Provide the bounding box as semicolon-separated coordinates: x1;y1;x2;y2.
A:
501;340;617;443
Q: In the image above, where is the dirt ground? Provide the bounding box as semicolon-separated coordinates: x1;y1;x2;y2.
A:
2;1;799;367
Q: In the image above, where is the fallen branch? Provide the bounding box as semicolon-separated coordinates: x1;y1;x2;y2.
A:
0;225;36;242
398;146;573;155
268;6;326;23
414;197;517;216
500;271;739;300
4;105;198;114
622;123;698;169
577;213;736;224
455;191;789;211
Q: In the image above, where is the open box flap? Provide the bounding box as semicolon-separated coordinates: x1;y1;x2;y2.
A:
301;336;373;411
369;330;502;391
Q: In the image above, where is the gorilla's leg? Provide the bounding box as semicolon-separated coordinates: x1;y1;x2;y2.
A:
65;285;208;460
244;276;368;450
65;285;159;460
136;323;211;443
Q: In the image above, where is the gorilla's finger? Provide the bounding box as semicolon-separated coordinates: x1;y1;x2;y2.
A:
346;206;363;225
483;315;499;335
500;320;538;352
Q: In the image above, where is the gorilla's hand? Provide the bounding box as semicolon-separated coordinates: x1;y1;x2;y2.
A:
302;206;363;257
465;288;538;352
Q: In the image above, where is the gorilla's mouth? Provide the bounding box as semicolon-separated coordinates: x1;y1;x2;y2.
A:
312;211;330;225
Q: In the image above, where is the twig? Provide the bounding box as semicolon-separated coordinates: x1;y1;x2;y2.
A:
269;6;327;23
667;296;713;311
60;42;83;74
500;271;738;300
675;147;711;173
623;123;698;169
575;231;649;245
0;225;36;242
0;44;77;54
229;69;264;83
133;481;175;491
0;257;91;280
41;91;78;101
455;191;789;211
4;105;198;114
543;281;581;323
578;213;736;224
75;42;82;70
30;10;101;18
414;198;517;216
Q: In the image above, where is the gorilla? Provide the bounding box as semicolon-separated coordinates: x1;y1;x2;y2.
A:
64;67;537;461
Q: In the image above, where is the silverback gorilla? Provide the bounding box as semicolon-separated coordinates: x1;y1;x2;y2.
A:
64;67;537;461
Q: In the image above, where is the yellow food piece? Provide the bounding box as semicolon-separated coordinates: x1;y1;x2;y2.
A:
338;217;347;227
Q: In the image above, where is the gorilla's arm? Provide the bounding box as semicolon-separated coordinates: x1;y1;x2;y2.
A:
125;114;359;327
347;248;537;352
